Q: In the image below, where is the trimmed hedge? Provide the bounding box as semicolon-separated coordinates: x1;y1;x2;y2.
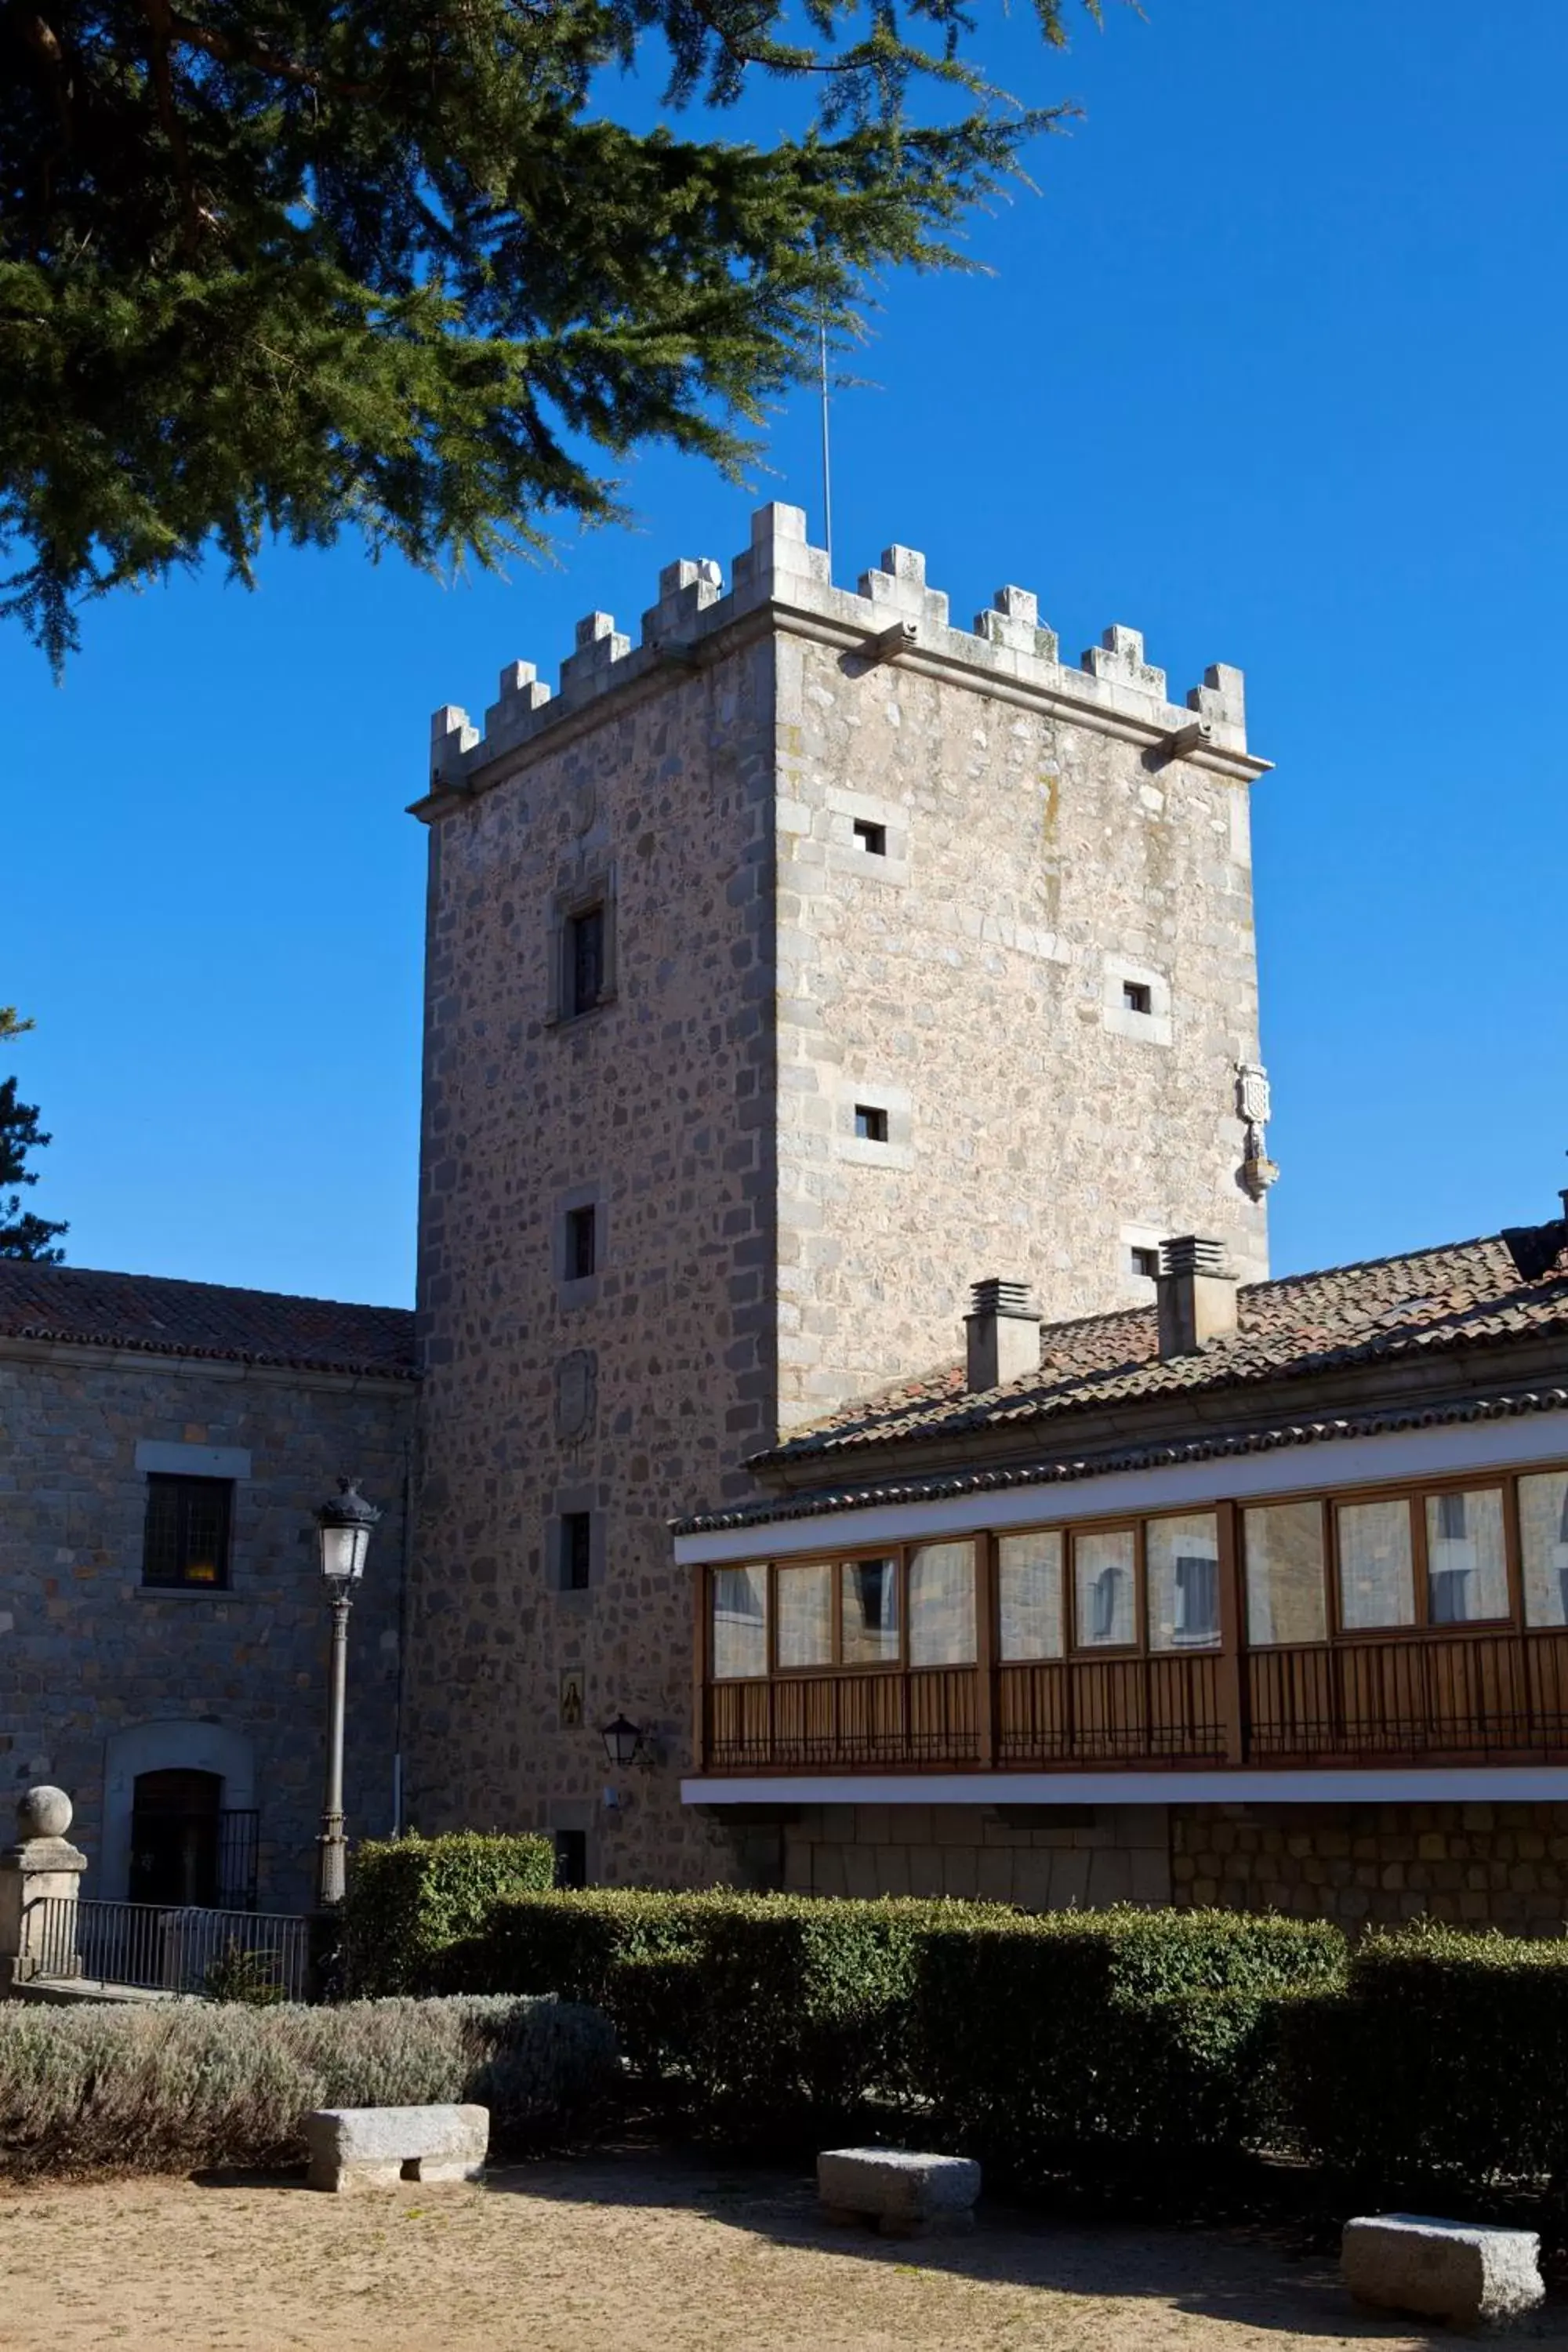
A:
435;1890;1344;2163
342;1831;555;1997
0;1993;615;2179
910;1906;1342;2173
1282;1922;1568;2187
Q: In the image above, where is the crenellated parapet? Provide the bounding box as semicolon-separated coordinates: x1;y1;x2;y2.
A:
423;502;1262;798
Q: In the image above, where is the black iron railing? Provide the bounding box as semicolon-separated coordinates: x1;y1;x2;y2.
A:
31;1896;310;2002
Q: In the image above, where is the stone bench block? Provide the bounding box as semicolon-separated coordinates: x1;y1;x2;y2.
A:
303;2103;489;2194
1342;2214;1544;2331
817;2147;981;2239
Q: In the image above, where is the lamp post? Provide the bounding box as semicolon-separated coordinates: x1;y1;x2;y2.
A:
314;1477;380;1908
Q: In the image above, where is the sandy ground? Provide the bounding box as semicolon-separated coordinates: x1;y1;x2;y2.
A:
2;2149;1563;2352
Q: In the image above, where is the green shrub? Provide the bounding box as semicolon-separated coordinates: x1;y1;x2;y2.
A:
439;1890;1342;2163
1281;1922;1568;2187
0;1993;615;2179
909;1907;1344;2178
342;1831;555;1997
439;1887;993;2136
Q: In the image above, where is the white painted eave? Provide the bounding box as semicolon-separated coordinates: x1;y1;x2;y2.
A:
683;1767;1568;1809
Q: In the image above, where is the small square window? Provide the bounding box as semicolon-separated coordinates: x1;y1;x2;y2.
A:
561;1511;592;1592
565;1204;597;1279
851;819;887;856
854;1104;889;1142
143;1475;233;1590
1130;1245;1160;1281
554;1829;587;1889
566;906;606;1017
1122;980;1152;1016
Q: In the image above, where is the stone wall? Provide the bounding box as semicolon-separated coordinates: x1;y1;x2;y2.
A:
408;502;1272;1884
0;1341;411;1914
409;622;780;1887
771;552;1269;1428
779;1802;1172;1907
1171;1801;1568;1935
770;1797;1568;1934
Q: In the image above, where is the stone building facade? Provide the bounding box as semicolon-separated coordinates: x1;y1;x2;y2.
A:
408;502;1273;1883
0;1265;414;1915
680;1216;1568;1932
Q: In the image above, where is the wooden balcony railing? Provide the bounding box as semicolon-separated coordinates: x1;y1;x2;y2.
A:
699;1629;1568;1778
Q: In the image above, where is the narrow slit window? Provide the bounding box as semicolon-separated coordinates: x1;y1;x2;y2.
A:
565;1204;597;1280
1122;979;1153;1016
1130;1245;1160;1281
561;1511;592;1592
851;819;887;856
854;1104;889;1142
566;905;605;1016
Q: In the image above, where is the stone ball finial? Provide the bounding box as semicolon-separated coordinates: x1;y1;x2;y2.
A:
16;1785;71;1841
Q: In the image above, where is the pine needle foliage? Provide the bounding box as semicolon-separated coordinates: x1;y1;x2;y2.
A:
0;1007;66;1261
2;0;1103;670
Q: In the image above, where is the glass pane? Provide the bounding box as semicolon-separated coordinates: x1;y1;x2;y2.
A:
908;1541;975;1666
1074;1528;1136;1648
1424;1489;1508;1624
1147;1512;1221;1651
712;1564;768;1679
1521;1472;1568;1628
1337;1499;1415;1630
840;1557;900;1664
776;1562;833;1668
999;1530;1064;1660
1243;1502;1327;1645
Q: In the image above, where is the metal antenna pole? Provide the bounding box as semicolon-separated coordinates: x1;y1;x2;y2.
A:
818;314;833;572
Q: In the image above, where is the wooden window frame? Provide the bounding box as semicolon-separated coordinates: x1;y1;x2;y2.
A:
704;1462;1568;1702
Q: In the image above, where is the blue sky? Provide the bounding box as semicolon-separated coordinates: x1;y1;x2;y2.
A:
6;0;1566;1307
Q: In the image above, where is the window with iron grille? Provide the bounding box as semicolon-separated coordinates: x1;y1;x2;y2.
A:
142;1474;233;1589
566;905;606;1017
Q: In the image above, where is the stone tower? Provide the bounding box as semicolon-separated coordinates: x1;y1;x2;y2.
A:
405;503;1274;1882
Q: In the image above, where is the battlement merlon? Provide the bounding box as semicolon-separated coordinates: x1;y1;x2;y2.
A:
415;503;1269;811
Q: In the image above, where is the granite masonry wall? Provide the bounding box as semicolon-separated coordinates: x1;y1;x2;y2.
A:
408;503;1272;1882
1171;1800;1568;1934
409;601;780;1887
777;1798;1568;1933
780;1802;1173;1907
0;1341;411;1914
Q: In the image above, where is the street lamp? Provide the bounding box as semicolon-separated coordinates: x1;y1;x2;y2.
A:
314;1477;381;1908
600;1713;644;1771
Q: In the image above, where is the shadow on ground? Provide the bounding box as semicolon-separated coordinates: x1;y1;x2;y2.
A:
482;2143;1523;2343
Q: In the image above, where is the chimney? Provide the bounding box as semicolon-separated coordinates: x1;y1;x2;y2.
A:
965;1277;1043;1393
1155;1236;1239;1359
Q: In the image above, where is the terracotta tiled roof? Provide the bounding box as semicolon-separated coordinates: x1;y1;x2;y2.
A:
0;1262;416;1378
753;1228;1568;1468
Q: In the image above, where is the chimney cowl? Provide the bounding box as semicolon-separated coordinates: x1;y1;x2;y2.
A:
964;1276;1043;1394
1155;1235;1239;1359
